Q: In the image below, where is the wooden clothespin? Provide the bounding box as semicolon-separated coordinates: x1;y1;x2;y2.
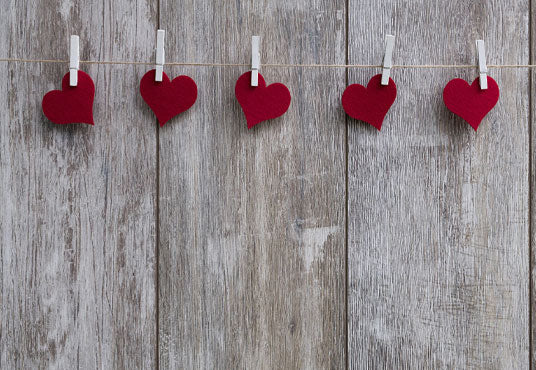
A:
476;40;488;90
381;35;395;86
155;29;165;82
69;35;79;87
251;36;260;86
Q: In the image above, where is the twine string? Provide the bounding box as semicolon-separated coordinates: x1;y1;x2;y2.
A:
0;58;535;68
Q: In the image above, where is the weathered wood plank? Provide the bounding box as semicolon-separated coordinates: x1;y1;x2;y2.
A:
158;1;346;368
528;1;536;368
0;1;157;368
347;1;530;368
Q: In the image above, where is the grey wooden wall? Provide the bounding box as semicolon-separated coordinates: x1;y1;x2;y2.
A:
0;0;533;369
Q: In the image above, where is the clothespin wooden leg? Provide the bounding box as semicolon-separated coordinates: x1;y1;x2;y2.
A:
69;35;79;87
155;30;165;82
476;40;488;90
251;36;260;86
381;35;395;86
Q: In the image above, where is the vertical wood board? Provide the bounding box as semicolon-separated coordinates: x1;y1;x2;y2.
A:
0;1;158;368
347;1;530;368
158;0;347;368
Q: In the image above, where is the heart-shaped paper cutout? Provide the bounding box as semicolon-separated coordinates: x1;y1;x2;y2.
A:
443;76;499;131
42;70;95;125
341;74;397;131
140;69;198;127
235;71;291;129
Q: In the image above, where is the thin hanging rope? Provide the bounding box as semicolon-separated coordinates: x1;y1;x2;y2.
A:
0;57;535;68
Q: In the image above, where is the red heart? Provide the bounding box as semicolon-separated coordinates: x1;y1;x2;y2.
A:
235;71;291;129
140;70;197;127
443;77;499;131
42;71;95;125
341;74;397;131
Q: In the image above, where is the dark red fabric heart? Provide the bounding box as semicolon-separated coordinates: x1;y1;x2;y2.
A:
235;71;291;129
443;76;499;131
42;70;95;125
139;69;197;127
341;74;397;131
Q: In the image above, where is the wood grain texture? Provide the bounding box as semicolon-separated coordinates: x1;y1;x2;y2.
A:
347;1;530;368
528;0;536;368
2;1;535;368
158;1;346;368
0;1;157;368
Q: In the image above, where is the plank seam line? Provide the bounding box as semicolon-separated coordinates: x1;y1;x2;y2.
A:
344;0;349;369
529;0;533;367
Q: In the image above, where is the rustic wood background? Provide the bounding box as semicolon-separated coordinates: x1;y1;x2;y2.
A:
0;0;533;368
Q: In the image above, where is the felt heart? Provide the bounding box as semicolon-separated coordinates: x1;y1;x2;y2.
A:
235;71;291;129
341;74;397;131
443;76;499;131
42;70;95;125
139;69;197;127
